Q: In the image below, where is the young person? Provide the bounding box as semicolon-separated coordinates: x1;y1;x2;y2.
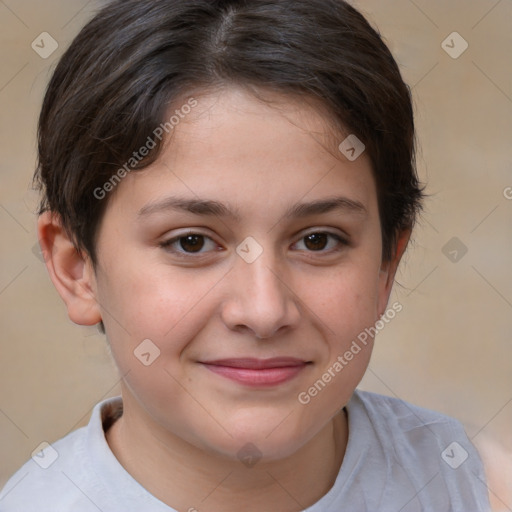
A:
0;0;491;510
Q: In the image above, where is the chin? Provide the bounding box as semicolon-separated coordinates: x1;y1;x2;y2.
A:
209;413;318;463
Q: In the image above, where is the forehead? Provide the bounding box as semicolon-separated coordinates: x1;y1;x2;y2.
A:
168;87;346;164
105;87;377;221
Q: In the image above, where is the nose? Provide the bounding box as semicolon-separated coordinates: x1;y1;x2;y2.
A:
220;250;301;340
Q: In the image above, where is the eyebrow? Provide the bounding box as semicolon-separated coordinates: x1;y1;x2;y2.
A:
137;195;367;220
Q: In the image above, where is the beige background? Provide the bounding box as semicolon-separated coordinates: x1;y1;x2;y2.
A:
1;0;511;507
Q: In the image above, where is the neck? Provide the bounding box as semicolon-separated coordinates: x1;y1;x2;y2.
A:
106;391;348;512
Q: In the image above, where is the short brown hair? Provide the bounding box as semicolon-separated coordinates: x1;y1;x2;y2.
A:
34;0;423;268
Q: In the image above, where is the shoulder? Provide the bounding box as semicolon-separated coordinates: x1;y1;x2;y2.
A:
349;389;476;458
345;389;491;510
0;397;123;512
351;388;463;432
0;427;95;512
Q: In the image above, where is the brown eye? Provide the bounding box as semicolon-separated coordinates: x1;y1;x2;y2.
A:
292;231;348;254
304;233;329;251
160;232;218;256
179;234;205;253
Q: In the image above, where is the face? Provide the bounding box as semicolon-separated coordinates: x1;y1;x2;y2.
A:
88;87;398;462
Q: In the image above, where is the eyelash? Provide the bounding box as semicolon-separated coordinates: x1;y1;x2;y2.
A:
159;230;349;258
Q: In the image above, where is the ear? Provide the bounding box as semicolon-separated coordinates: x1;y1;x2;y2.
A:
377;228;411;317
37;211;102;326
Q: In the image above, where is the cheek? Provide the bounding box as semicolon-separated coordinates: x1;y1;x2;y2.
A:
95;256;226;389
98;255;215;337
293;266;380;423
300;258;382;337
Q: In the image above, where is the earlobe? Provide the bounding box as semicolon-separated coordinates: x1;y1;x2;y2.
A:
37;211;102;326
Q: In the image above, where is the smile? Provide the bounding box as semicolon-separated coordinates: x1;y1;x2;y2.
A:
200;358;311;387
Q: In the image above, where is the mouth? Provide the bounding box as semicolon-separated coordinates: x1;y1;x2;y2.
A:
199;357;311;387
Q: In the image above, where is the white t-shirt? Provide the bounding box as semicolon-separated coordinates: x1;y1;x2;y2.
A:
0;390;490;511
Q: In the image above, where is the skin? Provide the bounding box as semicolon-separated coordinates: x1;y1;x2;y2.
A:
39;86;410;512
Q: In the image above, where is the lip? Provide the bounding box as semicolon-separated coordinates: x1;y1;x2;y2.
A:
200;357;310;387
